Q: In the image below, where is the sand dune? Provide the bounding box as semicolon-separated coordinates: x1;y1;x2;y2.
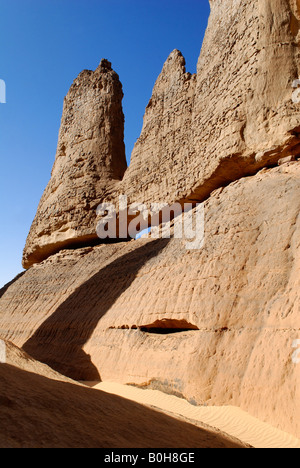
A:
0;340;248;448
88;382;300;449
2;340;298;448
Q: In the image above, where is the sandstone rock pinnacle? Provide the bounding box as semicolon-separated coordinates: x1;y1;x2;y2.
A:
101;0;300;214
22;60;127;269
23;1;300;268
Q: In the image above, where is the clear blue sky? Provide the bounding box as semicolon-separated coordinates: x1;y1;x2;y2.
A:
0;0;210;288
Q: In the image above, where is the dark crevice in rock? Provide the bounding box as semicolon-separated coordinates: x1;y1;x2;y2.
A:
108;319;199;335
139;319;199;335
139;327;198;335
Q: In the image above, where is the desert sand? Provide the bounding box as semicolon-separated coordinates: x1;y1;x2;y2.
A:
86;381;300;449
1;339;298;448
0;341;248;449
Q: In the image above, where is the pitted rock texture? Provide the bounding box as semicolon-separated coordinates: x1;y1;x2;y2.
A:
1;164;299;438
104;0;300;210
22;59;127;269
23;0;300;267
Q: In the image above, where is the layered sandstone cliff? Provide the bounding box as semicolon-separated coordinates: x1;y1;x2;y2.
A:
119;4;300;210
2;341;246;448
119;0;300;208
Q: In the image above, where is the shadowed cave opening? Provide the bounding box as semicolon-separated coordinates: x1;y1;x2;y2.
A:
138;319;199;335
110;319;199;335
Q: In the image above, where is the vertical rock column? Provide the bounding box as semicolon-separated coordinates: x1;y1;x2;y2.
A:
23;59;127;269
107;0;300;212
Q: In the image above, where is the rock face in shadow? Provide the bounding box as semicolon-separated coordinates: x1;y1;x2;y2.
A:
22;59;127;269
1;164;299;438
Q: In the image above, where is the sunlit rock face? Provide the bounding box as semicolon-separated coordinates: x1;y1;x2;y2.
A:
1;164;300;437
24;0;300;268
22;59;127;269
100;0;300;217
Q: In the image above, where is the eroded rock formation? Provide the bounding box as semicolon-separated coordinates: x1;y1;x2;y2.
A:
23;0;300;268
103;0;300;211
1;163;299;437
1;0;300;443
23;59;127;269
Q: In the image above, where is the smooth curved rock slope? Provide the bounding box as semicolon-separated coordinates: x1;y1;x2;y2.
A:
1;0;299;445
1;163;299;438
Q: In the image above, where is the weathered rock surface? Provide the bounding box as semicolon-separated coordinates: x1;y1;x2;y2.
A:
1;164;299;438
5;0;300;446
23;0;300;268
104;0;300;210
23;59;127;269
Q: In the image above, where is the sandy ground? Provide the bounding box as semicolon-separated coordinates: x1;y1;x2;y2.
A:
0;340;248;448
1;340;298;448
85;381;300;449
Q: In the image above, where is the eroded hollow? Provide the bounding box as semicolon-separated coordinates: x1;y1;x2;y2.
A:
139;319;199;335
